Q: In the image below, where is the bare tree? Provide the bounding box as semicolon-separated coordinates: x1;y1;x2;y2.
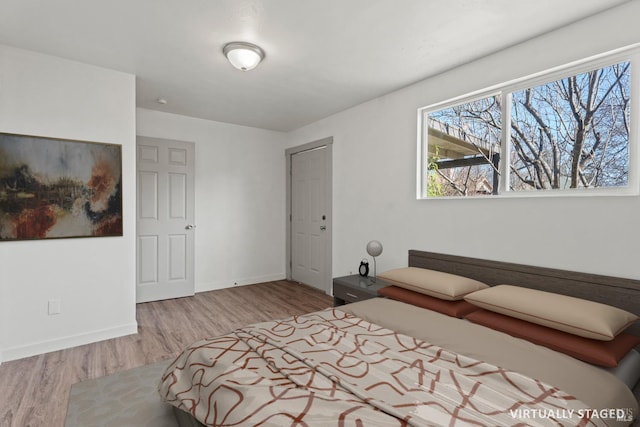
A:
511;61;629;190
428;96;501;196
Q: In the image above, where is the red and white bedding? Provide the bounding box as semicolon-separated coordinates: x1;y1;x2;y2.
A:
159;306;613;426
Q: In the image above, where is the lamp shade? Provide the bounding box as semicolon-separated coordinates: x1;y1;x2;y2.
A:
223;42;265;71
366;240;383;257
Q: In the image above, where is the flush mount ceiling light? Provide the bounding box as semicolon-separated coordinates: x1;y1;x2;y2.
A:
223;42;265;71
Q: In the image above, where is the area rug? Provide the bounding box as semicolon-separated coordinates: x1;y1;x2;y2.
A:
65;360;177;427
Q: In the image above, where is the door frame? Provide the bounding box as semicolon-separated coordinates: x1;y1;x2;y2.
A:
285;137;333;294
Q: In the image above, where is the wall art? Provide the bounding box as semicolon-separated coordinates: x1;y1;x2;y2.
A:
0;133;122;241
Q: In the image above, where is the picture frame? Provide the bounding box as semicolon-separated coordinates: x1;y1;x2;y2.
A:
0;132;123;241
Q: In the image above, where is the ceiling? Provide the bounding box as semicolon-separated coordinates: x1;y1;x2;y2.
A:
0;0;632;132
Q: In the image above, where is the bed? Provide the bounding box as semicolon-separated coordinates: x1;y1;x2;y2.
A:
159;250;640;426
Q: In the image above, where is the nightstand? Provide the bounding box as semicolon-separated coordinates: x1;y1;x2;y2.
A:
332;274;392;306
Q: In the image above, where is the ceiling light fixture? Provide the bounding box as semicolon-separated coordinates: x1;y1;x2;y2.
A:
223;42;265;71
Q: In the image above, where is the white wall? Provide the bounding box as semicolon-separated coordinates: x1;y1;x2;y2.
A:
0;45;137;362
287;1;640;280
136;109;287;292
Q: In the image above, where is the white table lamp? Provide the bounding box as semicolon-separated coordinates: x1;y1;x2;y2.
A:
366;240;383;282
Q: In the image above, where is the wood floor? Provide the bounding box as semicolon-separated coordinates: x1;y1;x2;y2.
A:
0;280;332;427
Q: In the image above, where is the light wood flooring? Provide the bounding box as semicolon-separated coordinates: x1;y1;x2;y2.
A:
0;280;332;427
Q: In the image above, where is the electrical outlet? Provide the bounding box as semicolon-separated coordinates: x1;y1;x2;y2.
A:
48;299;62;315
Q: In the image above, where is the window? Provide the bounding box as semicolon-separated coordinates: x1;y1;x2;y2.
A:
426;95;502;197
419;50;635;198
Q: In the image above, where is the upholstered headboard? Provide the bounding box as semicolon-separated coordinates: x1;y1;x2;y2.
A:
408;250;640;337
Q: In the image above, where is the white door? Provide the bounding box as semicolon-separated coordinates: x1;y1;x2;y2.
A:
291;146;329;292
136;136;195;303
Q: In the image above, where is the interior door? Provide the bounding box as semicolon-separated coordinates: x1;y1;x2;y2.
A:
291;146;328;292
136;136;195;303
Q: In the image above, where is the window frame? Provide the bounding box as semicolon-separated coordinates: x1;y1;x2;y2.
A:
417;45;640;199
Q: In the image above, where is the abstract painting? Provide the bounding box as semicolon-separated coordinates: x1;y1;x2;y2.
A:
0;133;122;241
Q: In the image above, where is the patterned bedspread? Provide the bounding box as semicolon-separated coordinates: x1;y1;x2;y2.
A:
159;308;608;426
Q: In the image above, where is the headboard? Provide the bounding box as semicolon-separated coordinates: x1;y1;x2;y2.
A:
408;250;640;337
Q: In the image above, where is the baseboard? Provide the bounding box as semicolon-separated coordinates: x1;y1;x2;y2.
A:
2;322;138;362
197;273;286;293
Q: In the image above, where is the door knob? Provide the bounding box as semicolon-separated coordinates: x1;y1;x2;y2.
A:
185;224;196;230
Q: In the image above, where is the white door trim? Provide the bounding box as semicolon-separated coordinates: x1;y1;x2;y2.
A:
285;137;333;294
